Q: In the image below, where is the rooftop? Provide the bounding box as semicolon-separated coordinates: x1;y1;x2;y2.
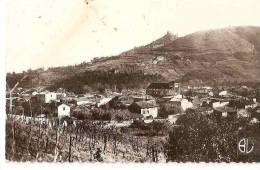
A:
214;106;236;113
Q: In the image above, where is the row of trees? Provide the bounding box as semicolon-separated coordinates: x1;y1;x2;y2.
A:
49;70;163;94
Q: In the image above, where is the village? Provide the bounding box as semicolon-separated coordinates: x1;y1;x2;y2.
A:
7;80;260;127
5;77;260;162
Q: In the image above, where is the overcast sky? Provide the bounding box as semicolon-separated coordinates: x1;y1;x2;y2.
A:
6;0;260;73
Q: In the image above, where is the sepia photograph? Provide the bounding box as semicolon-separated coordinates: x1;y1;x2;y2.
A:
2;0;260;164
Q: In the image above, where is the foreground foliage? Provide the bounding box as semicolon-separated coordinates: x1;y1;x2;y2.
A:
165;110;260;162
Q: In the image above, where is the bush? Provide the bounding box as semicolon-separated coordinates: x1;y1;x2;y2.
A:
165;111;260;162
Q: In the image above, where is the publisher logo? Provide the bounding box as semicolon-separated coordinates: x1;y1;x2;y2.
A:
238;138;254;154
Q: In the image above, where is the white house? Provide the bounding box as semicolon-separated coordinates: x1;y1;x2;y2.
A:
38;92;58;103
129;100;158;119
170;97;193;111
46;92;58;103
58;104;70;118
181;99;193;111
219;90;227;96
212;101;229;109
42;92;66;103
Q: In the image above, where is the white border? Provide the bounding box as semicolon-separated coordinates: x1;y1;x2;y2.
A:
0;0;6;166
0;0;259;169
1;162;260;170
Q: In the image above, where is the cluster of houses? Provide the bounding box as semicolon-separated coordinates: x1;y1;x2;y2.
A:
7;80;260;125
142;80;260;124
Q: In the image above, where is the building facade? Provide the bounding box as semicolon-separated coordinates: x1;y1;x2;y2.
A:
128;100;158;118
146;81;180;97
58;104;70;118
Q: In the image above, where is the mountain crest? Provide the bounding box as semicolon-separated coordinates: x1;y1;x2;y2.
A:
120;31;178;56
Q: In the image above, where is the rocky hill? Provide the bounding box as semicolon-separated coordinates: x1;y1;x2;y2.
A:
7;26;260;93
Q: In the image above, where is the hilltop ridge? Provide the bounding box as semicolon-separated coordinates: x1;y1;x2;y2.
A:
7;26;260;93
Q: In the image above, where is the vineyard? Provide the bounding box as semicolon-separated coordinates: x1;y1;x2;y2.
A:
5;118;167;162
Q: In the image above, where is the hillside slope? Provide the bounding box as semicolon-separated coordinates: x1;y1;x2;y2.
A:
7;26;260;92
86;26;260;84
157;26;260;83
